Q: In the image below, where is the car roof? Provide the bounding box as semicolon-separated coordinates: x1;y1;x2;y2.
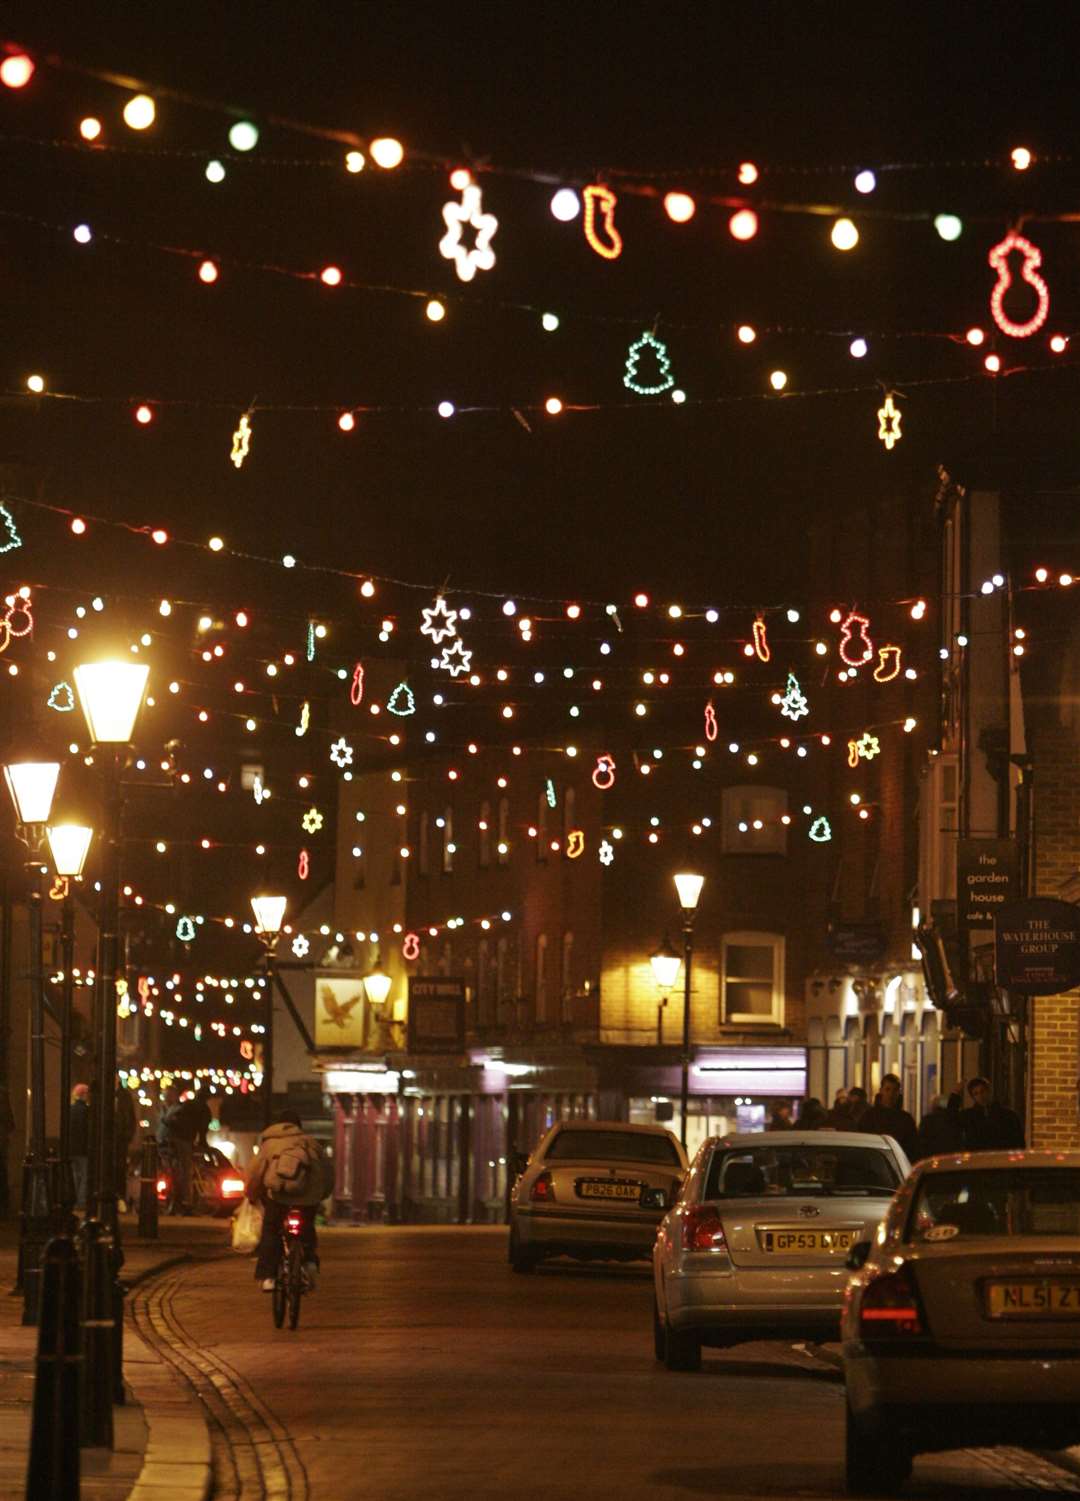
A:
704;1131;898;1150
549;1119;678;1137
911;1148;1080;1174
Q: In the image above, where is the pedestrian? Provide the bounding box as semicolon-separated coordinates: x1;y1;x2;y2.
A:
914;1085;966;1160
797;1096;828;1130
846;1086;869;1126
825;1088;855;1129
246;1110;331;1292
958;1076;1025;1151
187;1089;212;1151
156;1086;196;1213
858;1074;919;1161
115;1082;137;1209
768;1101;794;1131
70;1083;90;1209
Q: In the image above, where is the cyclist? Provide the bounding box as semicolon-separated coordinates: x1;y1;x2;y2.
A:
246;1111;329;1292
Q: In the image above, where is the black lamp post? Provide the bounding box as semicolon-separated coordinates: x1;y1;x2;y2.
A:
2;749;60;1324
45;823;94;1217
673;872;705;1151
251;895;287;1128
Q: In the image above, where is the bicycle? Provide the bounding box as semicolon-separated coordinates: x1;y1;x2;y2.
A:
272;1207;308;1330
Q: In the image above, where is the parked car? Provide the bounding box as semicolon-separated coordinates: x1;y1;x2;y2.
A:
652;1131;909;1370
508;1120;688;1273
152;1143;247;1217
841;1148;1080;1493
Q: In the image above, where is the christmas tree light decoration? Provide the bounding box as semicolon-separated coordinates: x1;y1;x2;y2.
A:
228;120;259;152
545;778;557;809
592;754;616;790
808;817;832;843
330;737;354;768
350;663;365;706
780;673;809;720
402;932;421;961
438;638;473;677
295;701;310;737
291;933;310;958
988;231;1049;338
877;391;902;449
857;732;881;761
205;159;226;183
582;185;622;259
664;191;696;223
934;213;963;242
729;209;758;241
47;681;75;712
123;94;156;130
624;330;674;395
550;188;580;222
847;739;861;769
704;702;718;742
566;830;585;859
301;806;324;834
387;682;416;716
752;615;771;662
176;915;196;943
1;52;34;88
230;413;252;468
421;594;459;645
831;217;859;250
599;839;615;866
439;182;498;282
0;504;22;553
370;137;404;169
839;610;874;666
873;645;902;682
298;849;310;880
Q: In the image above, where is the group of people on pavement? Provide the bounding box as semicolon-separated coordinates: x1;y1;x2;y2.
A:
770;1074;1024;1162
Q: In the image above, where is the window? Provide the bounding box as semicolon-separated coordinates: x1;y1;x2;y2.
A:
497;797;510;865
721;931;785;1025
442;806;454;874
545;1129;683;1166
418;811;430;876
721;785;787;855
536;792;548;861
535;934;549;1022
479;800;491;868
561;931;574;1019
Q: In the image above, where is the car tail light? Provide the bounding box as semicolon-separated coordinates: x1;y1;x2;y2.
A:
860;1262;924;1336
285;1210;304;1235
156;1177;168;1199
682;1206;728;1253
530;1171;555;1203
222;1177;245;1195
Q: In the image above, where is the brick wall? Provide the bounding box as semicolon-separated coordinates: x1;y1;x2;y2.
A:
1030;994;1080;1148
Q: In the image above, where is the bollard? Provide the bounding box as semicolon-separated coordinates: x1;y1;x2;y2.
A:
26;1234;81;1500
137;1134;159;1240
78;1219;113;1450
111;1276;125;1405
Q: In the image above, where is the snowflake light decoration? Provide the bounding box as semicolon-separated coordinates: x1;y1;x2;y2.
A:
780;672;809;721
330;737;354;768
856;731;881;761
439;182;498;283
301;806;324;834
291;933;310;959
876;393;902;451
230;412;252;468
438;638;473;678
599;839;615;866
420;594;459;645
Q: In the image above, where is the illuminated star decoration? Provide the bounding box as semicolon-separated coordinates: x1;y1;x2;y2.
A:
856;731;881;761
420;594;459;645
439;182;498;283
230;412;253;468
301;806;324;834
437;638;473;678
47;681;75;712
877;392;902;451
329;737;354;768
779;672;809;721
0;503;22;553
808;816;832;843
291;933;310;959
598;839;615;866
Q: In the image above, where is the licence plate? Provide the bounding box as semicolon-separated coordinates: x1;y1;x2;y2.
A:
987;1280;1080;1318
577;1179;641;1201
761;1228;858;1253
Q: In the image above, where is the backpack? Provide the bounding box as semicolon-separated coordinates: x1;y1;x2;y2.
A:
264;1134;319;1200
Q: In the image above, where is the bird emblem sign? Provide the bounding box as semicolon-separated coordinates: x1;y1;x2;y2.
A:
315;978;369;1048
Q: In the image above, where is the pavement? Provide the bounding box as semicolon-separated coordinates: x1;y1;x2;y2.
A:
0;1213;229;1501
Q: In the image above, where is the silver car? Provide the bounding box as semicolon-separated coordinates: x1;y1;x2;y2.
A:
652;1130;909;1370
842;1148;1080;1493
509;1120;688;1273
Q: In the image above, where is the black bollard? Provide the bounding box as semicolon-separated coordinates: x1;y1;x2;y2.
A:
78;1219;113;1450
26;1234;81;1500
111;1276;125;1405
137;1135;158;1240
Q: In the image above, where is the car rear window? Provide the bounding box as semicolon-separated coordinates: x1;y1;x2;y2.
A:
544;1130;682;1166
704;1144;901;1199
909;1168;1080;1240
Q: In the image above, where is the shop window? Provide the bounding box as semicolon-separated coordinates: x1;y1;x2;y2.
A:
721;932;785;1025
497;796;510;865
442;806;454;874
721;785;787;855
418;811;430;876
535;934;549;1022
479;800;492;868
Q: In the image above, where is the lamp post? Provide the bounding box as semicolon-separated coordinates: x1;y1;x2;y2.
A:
673;872;705;1151
649;936;681;1047
2;750;60;1323
362;957;393;1010
46;824;93;1216
251;895;287;1128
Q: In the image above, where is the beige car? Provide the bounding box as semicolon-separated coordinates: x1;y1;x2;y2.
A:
508;1120;688;1273
842;1149;1080;1493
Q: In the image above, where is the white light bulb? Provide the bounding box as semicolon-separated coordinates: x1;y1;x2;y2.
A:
854;169;876;194
205;159;226;184
228;121;259;152
550;188;580;222
934;213;963;242
831;218;859;251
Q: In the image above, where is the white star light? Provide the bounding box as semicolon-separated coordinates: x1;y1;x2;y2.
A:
301;806;324;834
438;638;473;678
420;594;459;645
599;839;615;866
439;183;498;283
291;933;310;959
330;737;354;768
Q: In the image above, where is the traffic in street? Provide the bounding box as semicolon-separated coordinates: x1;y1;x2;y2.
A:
132;1223;1080;1500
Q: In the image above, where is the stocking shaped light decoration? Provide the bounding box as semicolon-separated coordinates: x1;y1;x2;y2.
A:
988;231;1049;338
439;182;498;282
582;185;622;259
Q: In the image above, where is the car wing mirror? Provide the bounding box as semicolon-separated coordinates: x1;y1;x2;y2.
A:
640;1187;668;1211
846;1239;872;1271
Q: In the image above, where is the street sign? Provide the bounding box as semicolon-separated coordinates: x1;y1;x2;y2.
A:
994;898;1080;995
957;838;1021;939
407;977;467;1053
826;922;886;964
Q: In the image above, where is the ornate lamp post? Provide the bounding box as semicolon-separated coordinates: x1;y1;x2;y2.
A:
45;823;93;1216
649;935;681;1047
361;957;393;1010
251;895;287;1128
673;872;705;1151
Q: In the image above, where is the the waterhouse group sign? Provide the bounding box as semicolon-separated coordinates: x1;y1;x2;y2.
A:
994;898;1080;995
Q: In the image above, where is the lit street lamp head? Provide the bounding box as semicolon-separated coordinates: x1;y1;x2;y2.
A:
251;893;287;944
3;754;61;840
362;958;393;1007
673;871;705;914
73;660;149;744
650;935;682;992
46;823;94;879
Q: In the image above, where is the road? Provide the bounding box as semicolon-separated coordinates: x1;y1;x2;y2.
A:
130;1224;1080;1500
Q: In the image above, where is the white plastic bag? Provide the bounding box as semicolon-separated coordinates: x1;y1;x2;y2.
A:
230;1197;263;1254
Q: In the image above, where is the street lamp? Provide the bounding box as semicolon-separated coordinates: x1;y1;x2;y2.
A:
2;749;60;1324
46;824;94;1216
252;894;287;1127
362;957;393;1009
673;872;705;1151
649;936;681;1046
